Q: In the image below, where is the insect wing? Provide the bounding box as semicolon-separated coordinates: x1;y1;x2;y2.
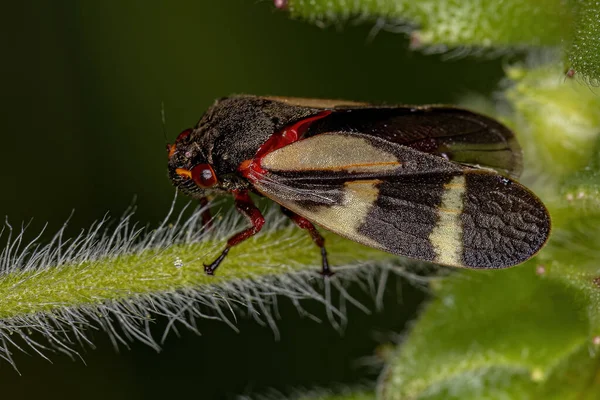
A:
252;132;550;269
307;106;523;178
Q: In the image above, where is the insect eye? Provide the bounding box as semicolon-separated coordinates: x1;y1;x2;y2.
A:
191;164;218;188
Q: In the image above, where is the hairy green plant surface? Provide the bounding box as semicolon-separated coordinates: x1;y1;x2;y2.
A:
561;135;600;212
565;1;600;85
281;0;600;83
0;204;412;368
284;0;565;48
0;217;391;320
378;264;600;399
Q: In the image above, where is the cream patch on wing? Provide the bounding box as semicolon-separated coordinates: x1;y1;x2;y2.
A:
429;175;466;266
254;179;382;249
292;180;382;248
261;134;401;174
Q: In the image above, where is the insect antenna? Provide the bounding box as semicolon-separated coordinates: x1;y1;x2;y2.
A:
161;101;169;145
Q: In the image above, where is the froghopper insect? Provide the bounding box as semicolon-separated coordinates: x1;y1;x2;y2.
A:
167;95;551;275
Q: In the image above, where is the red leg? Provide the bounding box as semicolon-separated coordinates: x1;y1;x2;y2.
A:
199;197;213;228
281;207;333;277
204;190;265;275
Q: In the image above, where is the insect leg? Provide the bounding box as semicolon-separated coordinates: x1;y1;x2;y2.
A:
281;207;333;277
204;190;265;275
199;197;213;228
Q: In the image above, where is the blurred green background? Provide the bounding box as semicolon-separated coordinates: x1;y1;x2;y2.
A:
1;0;506;398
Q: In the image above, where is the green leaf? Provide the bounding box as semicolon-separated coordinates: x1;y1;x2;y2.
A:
503;64;600;181
378;264;600;399
561;135;600;211
564;0;600;85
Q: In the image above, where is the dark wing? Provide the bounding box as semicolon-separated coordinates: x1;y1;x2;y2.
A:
305;106;522;178
253;132;549;269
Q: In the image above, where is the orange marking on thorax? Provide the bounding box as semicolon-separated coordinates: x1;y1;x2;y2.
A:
239;159;253;173
167;144;176;158
175;168;192;179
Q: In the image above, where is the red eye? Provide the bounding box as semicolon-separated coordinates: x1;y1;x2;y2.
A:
191;164;218;188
